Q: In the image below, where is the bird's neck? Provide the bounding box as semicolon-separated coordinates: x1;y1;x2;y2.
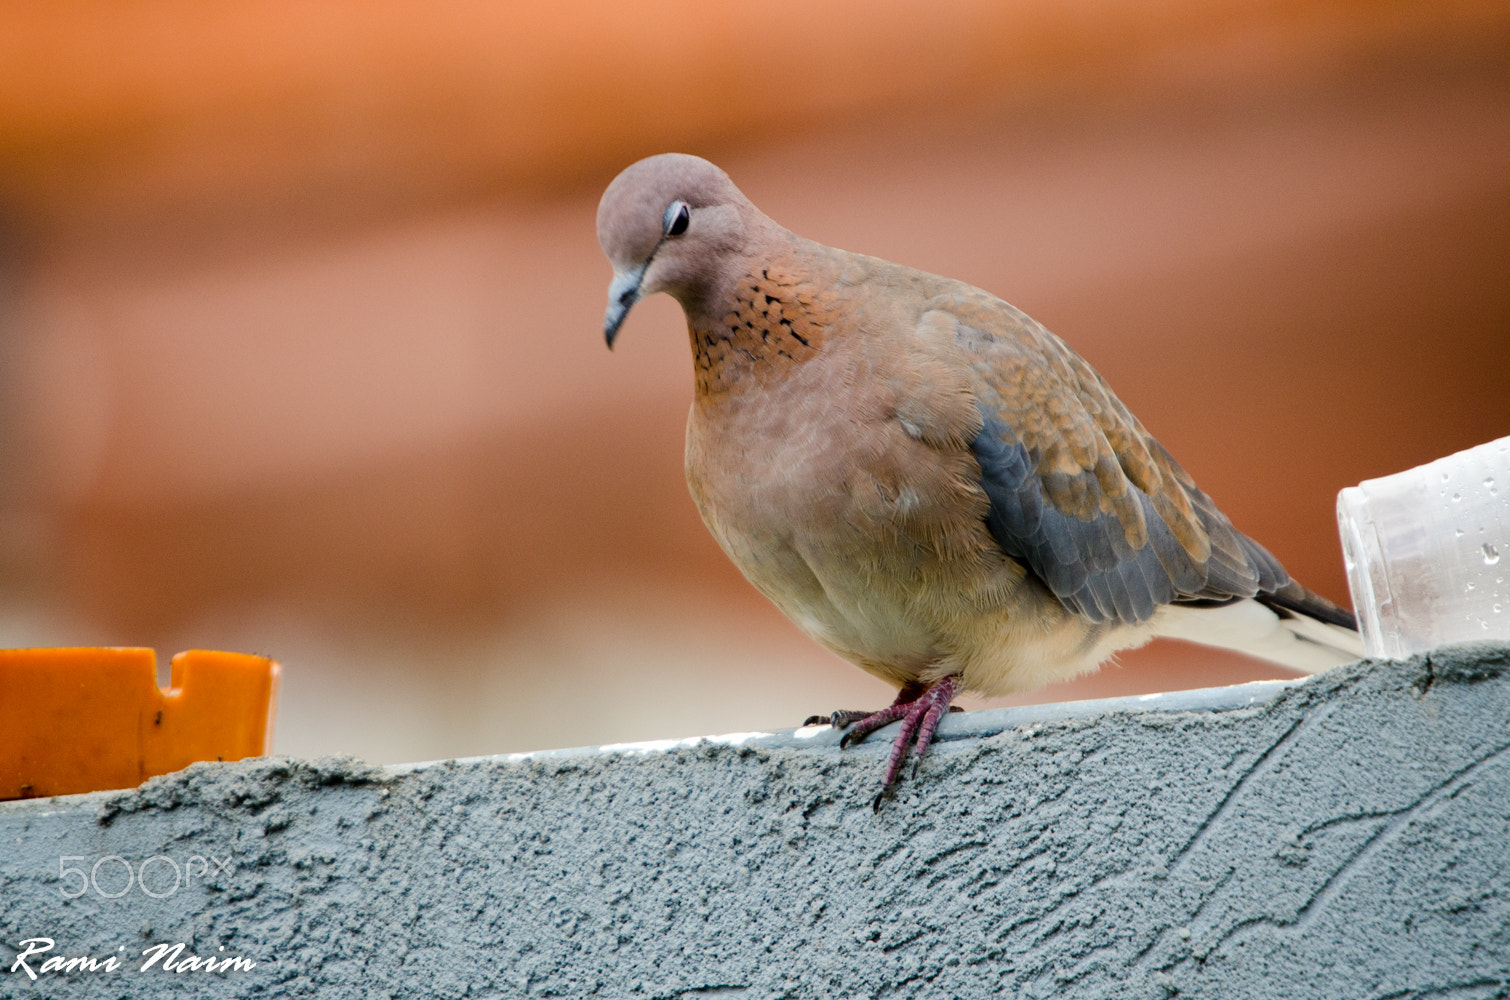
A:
685;260;834;399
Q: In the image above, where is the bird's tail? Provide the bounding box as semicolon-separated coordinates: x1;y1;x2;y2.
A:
1152;583;1362;674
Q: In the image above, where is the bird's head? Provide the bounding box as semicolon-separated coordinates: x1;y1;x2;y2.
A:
595;153;764;348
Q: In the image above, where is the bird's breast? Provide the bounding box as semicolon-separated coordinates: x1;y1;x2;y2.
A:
684;335;1017;681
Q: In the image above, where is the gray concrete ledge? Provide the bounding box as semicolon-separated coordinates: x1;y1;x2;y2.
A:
3;643;1509;999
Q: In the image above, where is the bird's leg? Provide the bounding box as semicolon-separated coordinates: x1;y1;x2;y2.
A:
822;676;962;810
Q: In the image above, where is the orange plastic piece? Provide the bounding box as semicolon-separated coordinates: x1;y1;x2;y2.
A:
0;647;280;800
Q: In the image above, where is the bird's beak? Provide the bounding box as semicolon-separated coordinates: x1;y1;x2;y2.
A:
603;263;647;349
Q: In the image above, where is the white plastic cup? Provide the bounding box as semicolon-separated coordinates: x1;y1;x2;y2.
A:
1337;435;1510;659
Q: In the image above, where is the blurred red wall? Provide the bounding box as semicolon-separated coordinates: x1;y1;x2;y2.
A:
1;1;1507;763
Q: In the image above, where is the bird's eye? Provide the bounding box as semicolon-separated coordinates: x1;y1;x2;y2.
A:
663;200;691;237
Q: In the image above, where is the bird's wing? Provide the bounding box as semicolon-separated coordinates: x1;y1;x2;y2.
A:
928;293;1289;626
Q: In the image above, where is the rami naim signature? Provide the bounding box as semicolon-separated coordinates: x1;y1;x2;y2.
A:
8;938;256;979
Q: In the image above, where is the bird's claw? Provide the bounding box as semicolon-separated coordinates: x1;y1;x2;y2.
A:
801;709;876;731
814;676;962;809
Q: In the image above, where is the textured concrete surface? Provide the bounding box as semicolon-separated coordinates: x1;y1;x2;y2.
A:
2;643;1508;999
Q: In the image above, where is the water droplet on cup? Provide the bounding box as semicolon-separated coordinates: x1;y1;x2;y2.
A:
1485;543;1502;566
1452;492;1463;502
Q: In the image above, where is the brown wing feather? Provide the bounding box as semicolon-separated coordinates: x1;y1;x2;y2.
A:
936;292;1287;625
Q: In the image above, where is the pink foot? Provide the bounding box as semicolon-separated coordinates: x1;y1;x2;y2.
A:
814;677;962;810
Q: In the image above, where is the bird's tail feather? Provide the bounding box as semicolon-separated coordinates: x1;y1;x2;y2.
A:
1152;596;1363;674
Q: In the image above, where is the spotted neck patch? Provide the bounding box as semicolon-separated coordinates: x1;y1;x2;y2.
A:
690;266;831;396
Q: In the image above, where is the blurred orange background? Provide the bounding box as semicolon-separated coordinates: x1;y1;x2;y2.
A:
1;1;1507;764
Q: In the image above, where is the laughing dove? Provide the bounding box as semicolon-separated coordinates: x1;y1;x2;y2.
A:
596;153;1360;805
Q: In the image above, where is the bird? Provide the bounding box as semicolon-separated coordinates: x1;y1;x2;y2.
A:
596;152;1360;807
